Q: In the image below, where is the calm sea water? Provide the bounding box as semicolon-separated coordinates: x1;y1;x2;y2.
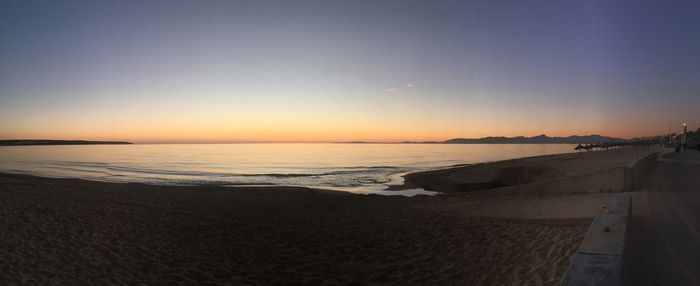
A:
0;143;577;195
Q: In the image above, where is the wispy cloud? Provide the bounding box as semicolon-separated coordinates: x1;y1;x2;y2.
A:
406;83;415;88
383;88;397;93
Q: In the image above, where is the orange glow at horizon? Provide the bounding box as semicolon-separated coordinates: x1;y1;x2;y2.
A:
0;110;676;143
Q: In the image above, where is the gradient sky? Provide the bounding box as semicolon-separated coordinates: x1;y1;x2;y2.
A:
1;0;699;143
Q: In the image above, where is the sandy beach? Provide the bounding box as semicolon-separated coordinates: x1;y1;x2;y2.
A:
3;0;696;284
0;146;658;285
397;146;657;197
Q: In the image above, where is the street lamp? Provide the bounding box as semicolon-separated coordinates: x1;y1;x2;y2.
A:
682;123;688;149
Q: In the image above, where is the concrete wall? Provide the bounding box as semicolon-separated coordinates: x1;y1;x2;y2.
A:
622;151;661;191
560;195;631;286
562;149;670;285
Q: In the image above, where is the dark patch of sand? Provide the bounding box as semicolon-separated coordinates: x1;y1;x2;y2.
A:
0;173;587;285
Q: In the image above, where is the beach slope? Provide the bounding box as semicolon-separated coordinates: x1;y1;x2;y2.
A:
0;173;587;285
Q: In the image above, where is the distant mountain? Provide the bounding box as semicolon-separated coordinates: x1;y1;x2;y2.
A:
443;134;624;144
0;140;133;146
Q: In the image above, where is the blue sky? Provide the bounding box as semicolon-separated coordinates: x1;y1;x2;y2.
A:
1;0;699;142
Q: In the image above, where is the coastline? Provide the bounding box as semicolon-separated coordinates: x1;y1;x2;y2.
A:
384;152;572;192
0;143;581;195
0;146;660;284
389;146;659;196
0;140;133;146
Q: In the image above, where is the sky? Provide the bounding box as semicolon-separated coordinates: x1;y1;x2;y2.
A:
1;0;699;143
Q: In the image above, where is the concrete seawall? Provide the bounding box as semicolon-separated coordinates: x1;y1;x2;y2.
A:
560;195;631;286
622;151;661;191
562;149;668;285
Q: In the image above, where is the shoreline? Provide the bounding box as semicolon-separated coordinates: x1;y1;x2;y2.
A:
0;146;643;197
0;146;659;285
0;143;588;197
384;151;582;191
0;171;348;196
390;146;659;195
0;147;585;197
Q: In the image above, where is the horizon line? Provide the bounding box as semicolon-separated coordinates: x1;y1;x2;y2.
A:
3;133;678;145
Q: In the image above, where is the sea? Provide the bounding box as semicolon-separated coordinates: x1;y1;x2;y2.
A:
0;143;578;196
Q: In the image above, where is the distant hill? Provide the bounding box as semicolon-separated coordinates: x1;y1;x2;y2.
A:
341;135;624;144
0;140;133;146
443;134;624;144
